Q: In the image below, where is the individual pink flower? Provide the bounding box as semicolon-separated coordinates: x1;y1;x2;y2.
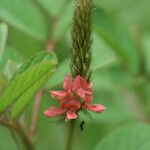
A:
50;74;72;102
72;75;106;113
72;75;93;102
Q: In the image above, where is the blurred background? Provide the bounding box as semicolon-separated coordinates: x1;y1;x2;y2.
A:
0;0;150;150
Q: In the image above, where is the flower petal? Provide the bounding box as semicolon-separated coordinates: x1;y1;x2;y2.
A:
83;103;106;112
50;90;66;101
88;83;92;89
76;89;92;102
76;89;86;99
63;74;72;92
66;111;78;120
73;76;88;91
85;93;93;102
44;106;66;117
73;76;93;102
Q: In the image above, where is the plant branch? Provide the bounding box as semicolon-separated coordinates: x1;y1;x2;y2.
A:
0;119;34;150
46;0;70;51
29;88;45;141
9;128;22;149
46;17;57;51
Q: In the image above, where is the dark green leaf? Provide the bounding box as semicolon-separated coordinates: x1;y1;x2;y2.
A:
94;123;150;150
93;8;140;74
36;0;65;16
0;126;17;150
0;0;48;41
54;1;74;40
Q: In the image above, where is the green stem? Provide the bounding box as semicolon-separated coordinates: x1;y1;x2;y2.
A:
66;120;76;150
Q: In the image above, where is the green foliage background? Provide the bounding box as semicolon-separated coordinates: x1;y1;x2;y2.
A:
0;0;150;150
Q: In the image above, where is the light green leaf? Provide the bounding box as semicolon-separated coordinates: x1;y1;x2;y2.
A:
93;7;140;74
3;59;19;80
92;33;116;71
0;46;24;69
94;123;150;150
0;23;8;62
0;0;48;41
11;69;53;118
7;27;44;57
36;0;66;16
54;1;74;40
11;51;56;80
0;51;57;118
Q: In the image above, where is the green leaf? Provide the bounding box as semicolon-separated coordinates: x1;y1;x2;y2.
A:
3;60;19;80
93;7;140;74
54;1;74;40
0;51;57;118
36;0;66;16
0;126;17;150
0;23;8;62
0;73;7;96
94;123;150;150
35;0;74;41
0;46;24;69
11;51;56;80
92;33;116;71
0;0;48;41
12;70;52;118
8;27;44;57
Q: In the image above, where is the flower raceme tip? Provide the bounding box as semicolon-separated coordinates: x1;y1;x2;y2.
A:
44;74;106;120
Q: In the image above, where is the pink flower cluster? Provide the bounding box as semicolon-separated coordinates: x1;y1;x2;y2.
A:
44;74;105;120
